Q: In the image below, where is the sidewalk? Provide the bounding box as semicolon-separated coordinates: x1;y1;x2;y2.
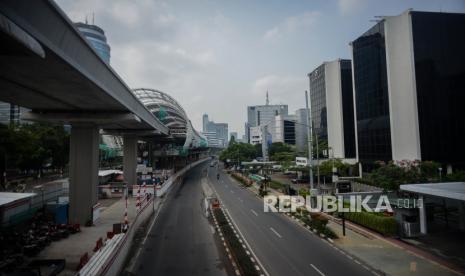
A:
326;219;461;276
34;197;153;275
232;174;463;276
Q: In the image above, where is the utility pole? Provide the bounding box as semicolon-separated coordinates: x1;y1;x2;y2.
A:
316;130;320;187
261;124;269;161
305;90;314;191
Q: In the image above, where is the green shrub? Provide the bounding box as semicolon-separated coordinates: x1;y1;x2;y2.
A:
213;209;259;276
343;211;397;236
298;188;310;196
298;213;338;239
268;180;285;192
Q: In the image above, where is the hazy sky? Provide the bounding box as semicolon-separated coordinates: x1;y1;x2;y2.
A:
56;0;465;137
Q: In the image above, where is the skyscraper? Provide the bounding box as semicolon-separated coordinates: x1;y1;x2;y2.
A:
75;22;111;63
295;108;309;154
351;10;465;170
269;114;296;145
202;114;229;148
308;59;356;160
0;102;29;125
75;20;121;156
246;93;288;143
202;114;209;132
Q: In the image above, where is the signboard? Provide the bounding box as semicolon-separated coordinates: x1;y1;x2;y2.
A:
295;157;308;167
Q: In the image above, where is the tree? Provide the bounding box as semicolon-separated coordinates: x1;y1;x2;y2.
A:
219;142;258;164
229;135;236;145
0;123;70;183
269;142;293;156
271;152;295;162
366;160;442;191
268;142;296;162
318;159;351;178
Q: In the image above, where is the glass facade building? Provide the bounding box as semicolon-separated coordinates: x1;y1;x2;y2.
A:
75;22;111;63
351;22;391;163
308;59;356;160
410;11;465;165
246;103;288;143
309;63;328;142
270;114;296;145
340;60;356;158
352;10;465;168
0;102;29;125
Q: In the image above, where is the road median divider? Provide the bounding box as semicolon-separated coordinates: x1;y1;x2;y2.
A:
211;204;264;276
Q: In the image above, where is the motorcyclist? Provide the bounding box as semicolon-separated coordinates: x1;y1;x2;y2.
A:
217;173;220;180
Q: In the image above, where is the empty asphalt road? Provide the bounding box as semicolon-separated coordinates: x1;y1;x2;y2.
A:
131;164;228;276
208;165;375;276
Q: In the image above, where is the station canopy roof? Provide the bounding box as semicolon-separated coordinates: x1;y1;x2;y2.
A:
400;182;465;201
0;192;36;207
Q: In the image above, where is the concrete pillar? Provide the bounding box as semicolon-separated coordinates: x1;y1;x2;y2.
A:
123;136;138;190
419;195;427;235
459;202;465;231
69;125;99;225
447;164;453;175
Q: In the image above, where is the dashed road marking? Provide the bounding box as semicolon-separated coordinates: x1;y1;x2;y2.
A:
270;227;282;238
310;264;325;276
251;209;258;216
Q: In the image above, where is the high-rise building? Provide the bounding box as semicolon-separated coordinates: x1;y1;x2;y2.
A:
246;93;288;143
75;22;111;63
202;114;209;132
0;102;29;125
202;131;224;148
75;21;122;157
351;10;465;169
249;126;263;145
202;114;228;147
308;59;356;160
270;114;296;145
244;122;250;144
230;132;238;142
295;108;309;154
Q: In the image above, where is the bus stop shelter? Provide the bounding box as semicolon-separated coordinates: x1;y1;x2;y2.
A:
400;182;465;234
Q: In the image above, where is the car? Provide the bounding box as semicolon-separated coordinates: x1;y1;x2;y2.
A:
210;161;217;167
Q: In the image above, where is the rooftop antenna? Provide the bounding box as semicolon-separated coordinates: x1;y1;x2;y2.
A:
266;90;269;105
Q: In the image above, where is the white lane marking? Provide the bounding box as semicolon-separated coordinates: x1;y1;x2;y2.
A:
270;227;282;238
251;209;258;216
207;177;270;276
310;264;325;276
238;197;243;202
230;190;234;193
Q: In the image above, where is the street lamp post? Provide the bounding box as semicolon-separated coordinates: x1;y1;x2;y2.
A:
305;91;314;192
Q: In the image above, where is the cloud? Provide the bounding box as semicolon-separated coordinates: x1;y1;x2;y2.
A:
263;11;320;40
338;0;368;15
251;75;308;111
